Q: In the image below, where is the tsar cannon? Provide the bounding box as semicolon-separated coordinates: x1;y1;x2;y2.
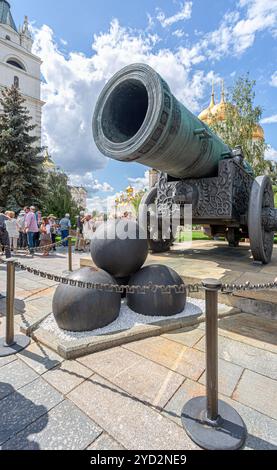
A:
93;63;277;264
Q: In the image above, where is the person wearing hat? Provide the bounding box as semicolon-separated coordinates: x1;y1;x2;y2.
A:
75;210;85;252
48;215;58;251
5;211;19;254
17;210;27;249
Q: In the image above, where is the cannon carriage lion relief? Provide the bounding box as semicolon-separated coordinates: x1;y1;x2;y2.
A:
93;63;277;264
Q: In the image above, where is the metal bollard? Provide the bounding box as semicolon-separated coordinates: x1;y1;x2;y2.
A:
205;279;220;423
68;236;73;272
0;260;30;357
181;278;247;450
5;260;15;346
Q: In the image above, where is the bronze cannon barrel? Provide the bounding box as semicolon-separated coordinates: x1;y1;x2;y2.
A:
93;63;232;179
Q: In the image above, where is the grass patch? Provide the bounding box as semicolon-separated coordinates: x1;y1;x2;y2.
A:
177;230;277;244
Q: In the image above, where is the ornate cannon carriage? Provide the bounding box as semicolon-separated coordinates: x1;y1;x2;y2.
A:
93;63;277;264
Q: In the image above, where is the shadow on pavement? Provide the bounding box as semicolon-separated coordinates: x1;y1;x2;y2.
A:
0;382;48;450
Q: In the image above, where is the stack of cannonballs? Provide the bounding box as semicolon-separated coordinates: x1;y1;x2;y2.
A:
53;220;186;332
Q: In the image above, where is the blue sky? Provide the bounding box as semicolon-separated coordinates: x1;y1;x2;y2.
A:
10;0;277;210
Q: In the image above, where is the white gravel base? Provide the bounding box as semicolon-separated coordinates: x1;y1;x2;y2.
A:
41;297;205;343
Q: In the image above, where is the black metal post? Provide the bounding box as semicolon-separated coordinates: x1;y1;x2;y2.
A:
181;278;247;450
0;260;31;357
5;260;15;347
68;236;73;272
204;279;221;423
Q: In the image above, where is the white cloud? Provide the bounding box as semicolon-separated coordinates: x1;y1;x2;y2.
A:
146;13;155;31
31;2;277;192
32;19;216;182
157;2;193;28
86;194;117;214
270;71;277;87
172;29;185;38
265;145;277;161
197;0;277;60
128;171;150;191
69;172;114;195
261;114;277;124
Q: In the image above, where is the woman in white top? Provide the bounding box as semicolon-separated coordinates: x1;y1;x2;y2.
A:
83;214;95;251
5;211;19;253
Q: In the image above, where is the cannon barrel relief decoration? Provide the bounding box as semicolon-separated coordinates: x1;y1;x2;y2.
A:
93;63;277;264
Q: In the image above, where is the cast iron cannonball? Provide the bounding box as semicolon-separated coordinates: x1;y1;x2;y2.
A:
53;268;121;332
127;264;186;316
91;219;148;278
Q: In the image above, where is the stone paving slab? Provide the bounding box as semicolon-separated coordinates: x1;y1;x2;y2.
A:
87;433;125;450
198;358;243;397
222;396;277;450
232;369;277;420
195;335;277;380
123;336;205;381
12;286;52;301
19;311;52;336
216;313;277;353
197;313;277;354
0;355;16;369
0;315;22;336
0;359;38;400
78;347;185;408
163;378;205;426
0;297;44;320
163;325;205;347
0;378;63;445
1;399;102;450
25;290;55;315
43;360;93;395
163;378;277;450
68;374;199;450
18;342;63;375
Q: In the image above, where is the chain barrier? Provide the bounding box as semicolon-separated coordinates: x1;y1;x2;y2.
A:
0;253;277;295
0;237;69;255
221;280;277;293
0;255;201;295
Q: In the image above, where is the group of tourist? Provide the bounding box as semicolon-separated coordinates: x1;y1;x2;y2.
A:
75;211;104;252
0;207;73;258
0;207;107;259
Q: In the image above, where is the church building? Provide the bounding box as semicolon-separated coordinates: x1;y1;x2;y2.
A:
0;0;43;143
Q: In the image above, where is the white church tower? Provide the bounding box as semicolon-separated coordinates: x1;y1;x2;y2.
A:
0;1;43;142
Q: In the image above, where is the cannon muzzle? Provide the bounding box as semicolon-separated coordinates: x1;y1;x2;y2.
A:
93;64;231;179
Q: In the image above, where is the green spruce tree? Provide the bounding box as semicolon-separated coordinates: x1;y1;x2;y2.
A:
0;85;44;212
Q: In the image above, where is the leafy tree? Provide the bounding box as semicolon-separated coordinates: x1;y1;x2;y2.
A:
0;85;44;212
208;74;270;176
42;170;80;222
130;191;146;217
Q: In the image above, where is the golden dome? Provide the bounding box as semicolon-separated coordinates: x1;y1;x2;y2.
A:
43;149;56;170
210;80;231;122
252;124;264;141
198;82;215;124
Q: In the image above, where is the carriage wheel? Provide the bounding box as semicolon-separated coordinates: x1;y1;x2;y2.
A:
248;176;275;264
139;188;174;253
